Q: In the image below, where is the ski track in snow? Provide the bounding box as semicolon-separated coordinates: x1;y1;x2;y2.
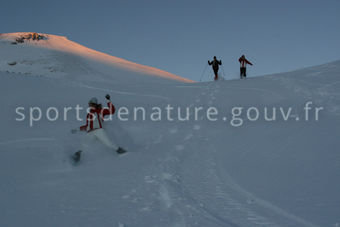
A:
183;82;274;226
147;81;320;227
150;83;238;226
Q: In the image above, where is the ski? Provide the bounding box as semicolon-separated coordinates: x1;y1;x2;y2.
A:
116;147;127;154
71;150;82;165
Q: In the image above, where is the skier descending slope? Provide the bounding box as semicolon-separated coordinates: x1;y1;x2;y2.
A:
239;54;253;79
72;94;127;163
208;56;222;81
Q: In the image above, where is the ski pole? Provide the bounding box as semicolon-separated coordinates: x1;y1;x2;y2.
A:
199;63;208;82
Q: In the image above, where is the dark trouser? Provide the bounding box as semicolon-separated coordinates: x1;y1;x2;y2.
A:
213;69;219;81
240;67;246;79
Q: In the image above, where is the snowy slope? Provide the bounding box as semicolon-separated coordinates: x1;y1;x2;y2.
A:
0;33;340;227
0;32;192;83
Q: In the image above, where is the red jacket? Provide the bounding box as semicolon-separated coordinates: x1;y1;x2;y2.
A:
239;57;253;68
80;101;115;132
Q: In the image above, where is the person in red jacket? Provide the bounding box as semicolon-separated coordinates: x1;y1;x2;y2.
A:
239;55;253;79
78;94;126;157
80;95;115;133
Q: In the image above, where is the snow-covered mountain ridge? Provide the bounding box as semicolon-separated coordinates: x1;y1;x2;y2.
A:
0;32;193;83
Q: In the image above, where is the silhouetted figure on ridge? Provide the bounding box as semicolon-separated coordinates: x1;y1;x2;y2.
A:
208;56;222;81
239;55;253;79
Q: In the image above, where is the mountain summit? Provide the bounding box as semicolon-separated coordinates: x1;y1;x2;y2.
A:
0;32;193;83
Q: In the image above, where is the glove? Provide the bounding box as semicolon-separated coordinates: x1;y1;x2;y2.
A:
80;126;87;131
105;94;110;100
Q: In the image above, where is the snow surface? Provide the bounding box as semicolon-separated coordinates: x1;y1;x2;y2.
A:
0;33;340;227
0;32;193;83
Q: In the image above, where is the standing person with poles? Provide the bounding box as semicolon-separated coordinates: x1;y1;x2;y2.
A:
208;56;222;81
239;55;253;79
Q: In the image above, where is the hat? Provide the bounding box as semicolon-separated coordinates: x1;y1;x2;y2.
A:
88;97;98;105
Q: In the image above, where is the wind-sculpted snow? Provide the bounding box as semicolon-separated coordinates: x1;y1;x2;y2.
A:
0;34;339;226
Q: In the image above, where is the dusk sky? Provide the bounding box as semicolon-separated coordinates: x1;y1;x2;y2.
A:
1;0;340;81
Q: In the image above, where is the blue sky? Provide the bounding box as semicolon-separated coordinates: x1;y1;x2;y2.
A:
1;0;340;81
